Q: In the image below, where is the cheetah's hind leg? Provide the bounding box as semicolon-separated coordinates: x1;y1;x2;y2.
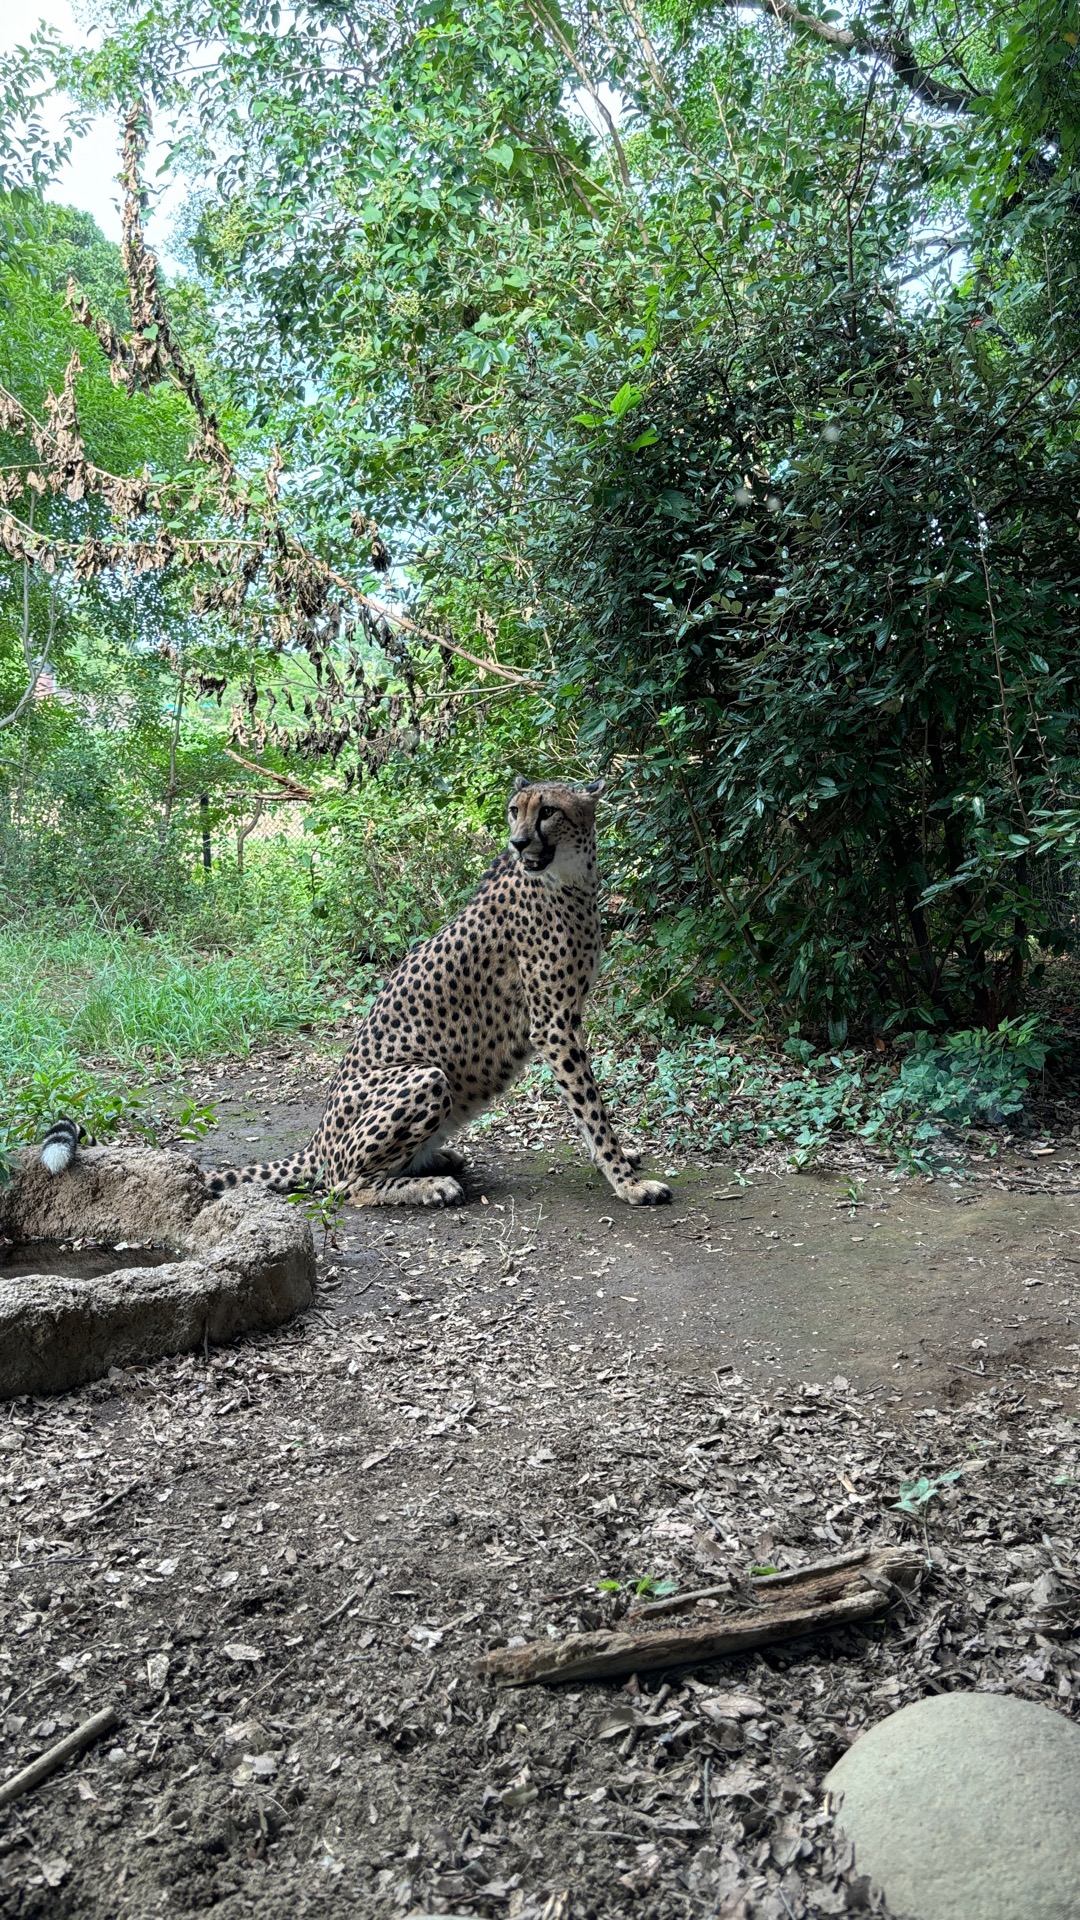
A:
320;1065;465;1208
403;1129;468;1178
344;1172;466;1208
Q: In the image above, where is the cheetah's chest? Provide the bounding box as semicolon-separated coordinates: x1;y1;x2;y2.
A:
328;862;599;1115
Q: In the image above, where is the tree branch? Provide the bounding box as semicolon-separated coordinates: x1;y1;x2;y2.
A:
223;747;314;799
321;568;539;687
0;551;56;734
524;0;643;208
723;0;979;113
618;0;693;141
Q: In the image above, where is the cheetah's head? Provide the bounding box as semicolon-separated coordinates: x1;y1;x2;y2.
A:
507;776;605;881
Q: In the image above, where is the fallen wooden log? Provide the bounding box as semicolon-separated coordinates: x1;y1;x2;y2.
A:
629;1544;914;1621
0;1704;118;1809
475;1545;923;1687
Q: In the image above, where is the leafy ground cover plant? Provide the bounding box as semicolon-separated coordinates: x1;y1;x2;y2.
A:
892;1467;966;1517
888;1018;1049;1128
580;1014;1054;1170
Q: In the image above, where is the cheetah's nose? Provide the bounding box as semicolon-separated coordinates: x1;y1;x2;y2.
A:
510;834;532;852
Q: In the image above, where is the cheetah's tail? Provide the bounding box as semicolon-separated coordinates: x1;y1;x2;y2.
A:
40;1116;97;1176
204;1143;322;1198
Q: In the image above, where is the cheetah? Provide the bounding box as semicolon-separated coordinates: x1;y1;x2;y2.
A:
202;776;672;1209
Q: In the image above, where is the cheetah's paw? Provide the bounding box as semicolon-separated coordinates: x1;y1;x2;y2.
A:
424;1175;466;1208
622;1178;673;1207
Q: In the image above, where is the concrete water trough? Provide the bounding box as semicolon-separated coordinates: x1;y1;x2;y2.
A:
0;1147;315;1398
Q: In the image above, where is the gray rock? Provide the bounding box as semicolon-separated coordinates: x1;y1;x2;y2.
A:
0;1148;315;1397
825;1690;1080;1920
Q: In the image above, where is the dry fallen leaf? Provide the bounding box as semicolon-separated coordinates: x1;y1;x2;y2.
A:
146;1652;170;1691
231;1752;278;1786
698;1692;766;1721
361;1447;397;1472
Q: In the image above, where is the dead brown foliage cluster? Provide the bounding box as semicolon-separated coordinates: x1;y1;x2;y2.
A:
0;103;530;766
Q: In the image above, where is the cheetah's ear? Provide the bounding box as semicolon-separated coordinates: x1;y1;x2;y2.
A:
511;775;531;794
582;778;606;798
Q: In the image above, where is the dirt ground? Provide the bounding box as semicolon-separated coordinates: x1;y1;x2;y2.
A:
1;1045;1078;1920
200;1042;1080;1411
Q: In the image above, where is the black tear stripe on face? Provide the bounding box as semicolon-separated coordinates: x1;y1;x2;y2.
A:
513;814;557;871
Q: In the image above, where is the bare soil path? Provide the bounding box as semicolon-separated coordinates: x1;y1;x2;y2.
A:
1;1044;1077;1920
202;1047;1080;1414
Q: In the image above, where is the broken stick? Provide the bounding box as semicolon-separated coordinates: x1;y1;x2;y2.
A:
0;1705;118;1810
223;747;314;800
475;1545;923;1686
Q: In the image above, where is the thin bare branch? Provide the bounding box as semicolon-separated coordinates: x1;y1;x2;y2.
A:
223;747;315;799
321;569;537;687
617;0;693;140
0;533;57;733
524;0;641;205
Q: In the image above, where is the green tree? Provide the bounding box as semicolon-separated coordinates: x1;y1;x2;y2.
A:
10;0;1080;1024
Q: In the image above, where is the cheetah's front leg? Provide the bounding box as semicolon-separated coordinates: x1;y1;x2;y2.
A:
532;1019;671;1207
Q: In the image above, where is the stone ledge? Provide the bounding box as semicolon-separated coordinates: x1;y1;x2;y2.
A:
0;1148;315;1398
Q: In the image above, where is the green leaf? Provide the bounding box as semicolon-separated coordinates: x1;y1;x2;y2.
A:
609;382;642;419
633;1574;679;1596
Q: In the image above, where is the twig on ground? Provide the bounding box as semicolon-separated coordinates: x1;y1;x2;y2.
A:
630;1580;732;1619
0;1706;119;1810
319;1587;361;1630
633;1545;912;1619
62;1479;141;1527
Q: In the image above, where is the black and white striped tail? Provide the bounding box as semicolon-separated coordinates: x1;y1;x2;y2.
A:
40;1117;94;1176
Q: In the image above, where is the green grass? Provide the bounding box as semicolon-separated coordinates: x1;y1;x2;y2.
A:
0;913;1050;1185
0;924;326;1168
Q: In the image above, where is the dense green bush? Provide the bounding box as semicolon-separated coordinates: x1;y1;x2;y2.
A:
567;306;1080;1038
